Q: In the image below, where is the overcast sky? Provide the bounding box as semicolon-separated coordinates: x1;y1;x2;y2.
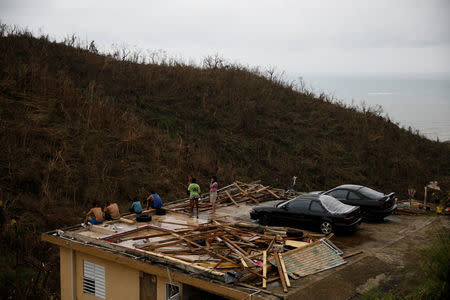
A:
1;0;449;76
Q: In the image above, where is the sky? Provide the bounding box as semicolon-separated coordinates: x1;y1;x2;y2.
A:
1;0;449;77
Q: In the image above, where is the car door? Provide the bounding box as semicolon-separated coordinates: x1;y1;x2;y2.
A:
346;191;363;206
326;189;349;204
284;199;311;228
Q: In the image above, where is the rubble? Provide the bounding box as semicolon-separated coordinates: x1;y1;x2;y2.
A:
44;181;350;296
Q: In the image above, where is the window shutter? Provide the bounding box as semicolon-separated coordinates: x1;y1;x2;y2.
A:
83;261;105;299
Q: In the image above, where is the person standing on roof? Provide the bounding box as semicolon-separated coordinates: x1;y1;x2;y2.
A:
146;191;163;209
85;201;104;225
209;176;218;214
188;178;201;218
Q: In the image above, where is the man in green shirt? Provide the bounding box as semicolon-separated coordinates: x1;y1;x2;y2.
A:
188;178;201;218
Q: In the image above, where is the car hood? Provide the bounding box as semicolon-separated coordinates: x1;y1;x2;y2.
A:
253;200;285;209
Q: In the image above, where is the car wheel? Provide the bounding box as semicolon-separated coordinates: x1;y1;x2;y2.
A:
320;221;333;235
260;214;271;225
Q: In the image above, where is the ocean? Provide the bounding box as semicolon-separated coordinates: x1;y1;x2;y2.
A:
299;75;450;142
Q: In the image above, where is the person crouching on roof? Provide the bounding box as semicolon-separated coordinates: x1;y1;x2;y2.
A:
129;197;143;214
209;176;218;214
85;201;104;225
146;191;163;210
188;178;201;218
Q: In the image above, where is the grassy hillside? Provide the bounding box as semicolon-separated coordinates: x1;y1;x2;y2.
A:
0;28;449;298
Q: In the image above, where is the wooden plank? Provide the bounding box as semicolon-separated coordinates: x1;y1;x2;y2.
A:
159;220;198;227
342;250;364;259
198;262;239;269
265;188;281;199
274;251;288;293
215;237;257;267
222;236;249;256
285;240;310;249
262;250;267;288
266;237;276;253
278;253;291;287
255;186;270;193
119;217;136;224
225;191;240;207
241;257;248;268
213;249;232;269
234;182;259;204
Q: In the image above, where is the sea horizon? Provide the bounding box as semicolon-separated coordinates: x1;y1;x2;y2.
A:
295;74;450;142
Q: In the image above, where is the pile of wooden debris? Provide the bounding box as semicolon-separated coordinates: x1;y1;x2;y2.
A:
98;217;344;293
167;181;284;213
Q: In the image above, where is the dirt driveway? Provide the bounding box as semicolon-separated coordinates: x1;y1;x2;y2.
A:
284;214;448;299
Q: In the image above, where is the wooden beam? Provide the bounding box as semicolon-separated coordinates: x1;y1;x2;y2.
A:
213;249;232;269
159;220;199;227
119;217;136;224
265;188;281;199
225;191;240;207
234;182;259;204
216;237;257;267
342;250;364;259
255;185;269;193
266;237;275;253
262;250;267;288
278;253;290;287
222;236;249;256
274;252;288;293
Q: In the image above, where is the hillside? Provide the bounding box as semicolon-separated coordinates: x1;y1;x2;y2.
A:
0;30;449;298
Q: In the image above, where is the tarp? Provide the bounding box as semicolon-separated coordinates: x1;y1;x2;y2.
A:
320;195;355;214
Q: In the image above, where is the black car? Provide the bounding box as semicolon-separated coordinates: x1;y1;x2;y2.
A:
316;185;397;220
250;194;362;234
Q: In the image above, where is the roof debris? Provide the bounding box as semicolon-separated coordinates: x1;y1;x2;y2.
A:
49;181;349;294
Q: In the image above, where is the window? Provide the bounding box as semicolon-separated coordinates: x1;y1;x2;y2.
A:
166;283;180;300
83;261;105;299
327;189;348;199
359;187;384;199
309;201;325;213
288;199;311;212
348;191;362;200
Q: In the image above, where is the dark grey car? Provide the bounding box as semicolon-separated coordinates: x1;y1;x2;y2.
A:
250;194;362;234
316;184;397;221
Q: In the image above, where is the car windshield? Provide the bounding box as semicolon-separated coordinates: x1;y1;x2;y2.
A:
320;195;355;214
276;200;289;208
359;187;384;199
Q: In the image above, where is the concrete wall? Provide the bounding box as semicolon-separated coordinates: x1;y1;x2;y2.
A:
60;247;74;300
59;246;140;300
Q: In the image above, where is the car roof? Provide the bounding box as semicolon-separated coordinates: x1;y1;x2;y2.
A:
332;184;364;191
294;194;321;201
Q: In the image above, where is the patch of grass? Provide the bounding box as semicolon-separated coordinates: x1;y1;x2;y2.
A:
414;231;450;299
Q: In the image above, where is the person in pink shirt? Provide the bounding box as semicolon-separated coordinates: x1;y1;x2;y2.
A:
209;176;218;214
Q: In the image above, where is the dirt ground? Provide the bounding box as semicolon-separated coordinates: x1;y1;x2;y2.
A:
201;205;449;299
289;213;449;299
